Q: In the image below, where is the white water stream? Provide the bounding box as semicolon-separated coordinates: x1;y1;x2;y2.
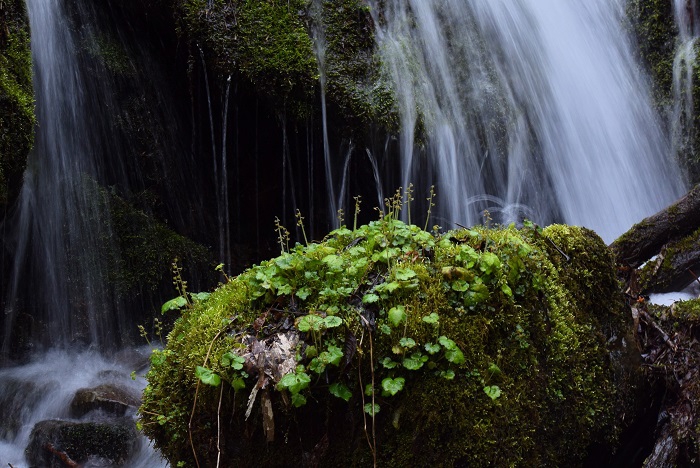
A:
672;0;700;165
369;0;685;242
0;349;166;466
0;0;166;464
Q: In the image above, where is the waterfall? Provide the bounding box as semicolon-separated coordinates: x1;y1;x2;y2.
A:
672;0;700;170
370;0;684;242
0;1;170;463
310;0;339;229
2;0;127;353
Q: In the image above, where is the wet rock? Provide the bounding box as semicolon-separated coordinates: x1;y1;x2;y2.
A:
70;383;141;418
25;418;138;467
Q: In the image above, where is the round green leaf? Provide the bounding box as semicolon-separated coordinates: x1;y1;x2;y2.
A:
195;366;221;387
329;382;352;402
422;312;440;324
484;385;502;400
381;377;405;396
161;296;187;313
364;402;380;417
388;305;407;327
324;316;343;328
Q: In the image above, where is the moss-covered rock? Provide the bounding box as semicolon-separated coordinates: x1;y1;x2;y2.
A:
104;192;215;298
141;218;633;466
0;0;34;206
315;0;397;133
173;0;317;115
636;298;700;465
626;0;700;183
26;418;138;466
626;0;677;112
172;0;393;130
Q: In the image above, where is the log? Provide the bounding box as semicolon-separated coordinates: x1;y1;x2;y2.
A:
610;184;700;268
638;227;700;294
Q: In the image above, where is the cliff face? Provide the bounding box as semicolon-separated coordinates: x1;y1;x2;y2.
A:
0;0;34;207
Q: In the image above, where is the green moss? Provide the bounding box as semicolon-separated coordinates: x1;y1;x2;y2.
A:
82;180;214;298
687;43;700;182
0;0;35;206
83;33;135;76
669;298;700;323
319;0;398;132
174;0;317;116
141;220;629;466
106;195;214;296
626;0;677;110
638;226;700;292
173;0;396;130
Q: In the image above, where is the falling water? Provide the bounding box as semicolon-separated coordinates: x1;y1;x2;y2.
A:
365;148;385;211
672;0;700;167
370;0;684;242
0;0;169;463
3;0;127;352
310;0;338;229
0;349;167;466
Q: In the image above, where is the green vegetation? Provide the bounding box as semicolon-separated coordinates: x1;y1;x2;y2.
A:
140;197;630;466
80;180;214;300
626;0;700;182
0;0;34;206
317;0;398;132
104;192;214;298
174;0;317;115
173;0;395;129
627;0;677;110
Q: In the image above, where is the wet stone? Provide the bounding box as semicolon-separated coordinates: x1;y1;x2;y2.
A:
70;383;141;418
25;418;138;467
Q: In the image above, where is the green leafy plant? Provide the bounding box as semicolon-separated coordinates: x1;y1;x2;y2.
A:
195;366;221;387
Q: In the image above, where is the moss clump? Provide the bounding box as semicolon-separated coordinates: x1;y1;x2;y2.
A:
0;0;34;206
26;419;137;465
626;0;677;111
173;0;395;129
638;226;700;293
141;219;628;466
174;0;317;116
317;0;398;133
79;179;215;299
105;194;214;297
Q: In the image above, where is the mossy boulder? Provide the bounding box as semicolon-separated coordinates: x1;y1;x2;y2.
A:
174;0;317;115
26;418;138;466
172;0;393;128
626;0;700;183
626;0;677;111
140;219;633;466
0;0;34;206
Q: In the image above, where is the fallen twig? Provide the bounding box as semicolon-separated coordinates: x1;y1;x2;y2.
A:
639;307;677;353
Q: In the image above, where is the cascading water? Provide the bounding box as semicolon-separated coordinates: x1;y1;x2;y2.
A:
3;0;127;353
0;349;166;466
0;0;168;464
310;0;339;229
370;0;685;242
672;0;700;166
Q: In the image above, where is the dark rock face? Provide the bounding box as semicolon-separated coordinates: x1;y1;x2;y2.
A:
70;383;142;418
25;418;138;467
